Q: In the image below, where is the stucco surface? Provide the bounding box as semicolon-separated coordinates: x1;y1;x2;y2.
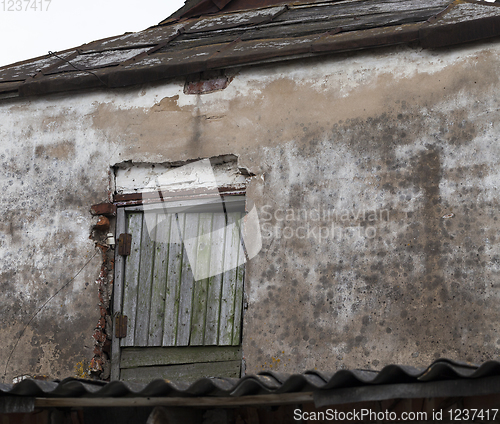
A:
1;39;500;380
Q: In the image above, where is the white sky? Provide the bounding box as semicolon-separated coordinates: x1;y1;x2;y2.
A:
0;0;186;67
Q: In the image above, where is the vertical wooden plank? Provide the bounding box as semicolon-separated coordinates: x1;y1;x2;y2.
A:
176;213;200;346
121;212;143;347
111;207;126;380
219;212;243;346
204;213;226;345
232;213;246;345
148;214;171;346
134;213;157;346
162;213;185;347
190;213;213;346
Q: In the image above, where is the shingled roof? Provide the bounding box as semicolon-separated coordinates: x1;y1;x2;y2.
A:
1;0;500;99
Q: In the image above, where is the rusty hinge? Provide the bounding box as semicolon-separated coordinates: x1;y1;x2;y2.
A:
118;233;132;256
115;314;128;338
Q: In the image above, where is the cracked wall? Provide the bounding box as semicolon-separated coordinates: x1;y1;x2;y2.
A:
1;39;500;380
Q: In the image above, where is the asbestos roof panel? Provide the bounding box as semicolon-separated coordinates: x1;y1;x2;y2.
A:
0;51;75;83
277;0;450;24
183;5;287;33
2;0;500;98
311;23;422;53
124;43;226;71
1;359;499;399
419;0;500;48
80;23;185;53
42;48;151;75
203;35;322;68
426;0;500;26
164;2;445;52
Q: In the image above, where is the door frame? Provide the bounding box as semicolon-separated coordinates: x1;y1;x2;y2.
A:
110;194;247;381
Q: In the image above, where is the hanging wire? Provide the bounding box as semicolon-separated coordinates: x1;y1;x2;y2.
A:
48;51;108;87
2;248;100;382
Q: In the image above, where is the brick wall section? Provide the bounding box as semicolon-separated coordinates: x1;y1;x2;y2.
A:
90;235;114;380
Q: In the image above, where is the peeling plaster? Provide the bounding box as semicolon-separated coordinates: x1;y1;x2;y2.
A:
2;40;500;380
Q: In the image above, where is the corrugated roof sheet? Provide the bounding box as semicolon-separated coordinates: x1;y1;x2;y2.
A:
1;0;500;98
1;359;500;399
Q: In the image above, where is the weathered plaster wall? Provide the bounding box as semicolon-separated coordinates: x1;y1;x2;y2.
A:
0;97;114;381
2;38;500;380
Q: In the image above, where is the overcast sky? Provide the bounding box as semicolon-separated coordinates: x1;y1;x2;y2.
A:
0;0;185;67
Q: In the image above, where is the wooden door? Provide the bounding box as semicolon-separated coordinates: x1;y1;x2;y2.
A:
111;197;246;382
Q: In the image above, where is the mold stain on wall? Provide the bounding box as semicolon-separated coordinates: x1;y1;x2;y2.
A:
2;40;500;380
87;42;500;373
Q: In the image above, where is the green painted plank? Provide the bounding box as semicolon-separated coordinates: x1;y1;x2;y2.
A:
134;213;157;347
148;214;171;346
176;213;200;346
120;346;241;368
190;213;213;346
120;360;241;383
219;213;243;346
232;216;245;345
111;207;126;380
121;212;143;347
204;213;226;345
163;213;184;347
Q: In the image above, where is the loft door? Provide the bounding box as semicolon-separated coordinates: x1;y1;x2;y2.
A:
111;197;246;382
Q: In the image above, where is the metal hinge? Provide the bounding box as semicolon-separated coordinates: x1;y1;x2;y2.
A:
115;314;128;338
118;233;132;256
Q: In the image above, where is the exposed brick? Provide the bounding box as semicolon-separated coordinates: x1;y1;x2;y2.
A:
98;317;106;329
92;329;106;343
90;357;103;372
185;76;230;94
95;216;110;231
